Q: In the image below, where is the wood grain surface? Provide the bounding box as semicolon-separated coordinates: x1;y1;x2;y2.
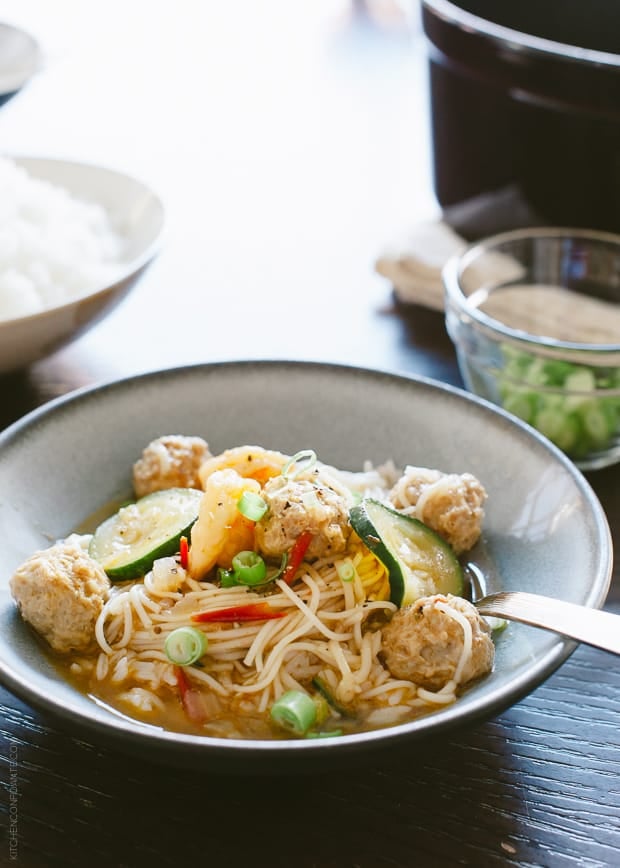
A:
0;3;618;866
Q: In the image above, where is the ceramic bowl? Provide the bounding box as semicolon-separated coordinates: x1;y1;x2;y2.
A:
0;21;41;107
0;361;612;771
0;157;165;373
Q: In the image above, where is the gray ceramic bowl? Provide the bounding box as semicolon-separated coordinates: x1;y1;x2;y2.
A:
0;361;612;772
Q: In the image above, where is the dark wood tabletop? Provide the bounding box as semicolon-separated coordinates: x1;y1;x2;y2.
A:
0;3;619;867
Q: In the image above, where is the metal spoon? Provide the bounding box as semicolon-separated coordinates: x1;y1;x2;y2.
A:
475;592;620;656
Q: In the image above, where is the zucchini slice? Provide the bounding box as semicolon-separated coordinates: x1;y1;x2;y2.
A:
89;488;203;580
349;499;463;607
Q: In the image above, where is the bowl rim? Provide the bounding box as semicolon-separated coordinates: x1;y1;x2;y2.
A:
443;226;620;355
0;21;42;95
0;154;166;329
421;0;620;70
0;359;613;764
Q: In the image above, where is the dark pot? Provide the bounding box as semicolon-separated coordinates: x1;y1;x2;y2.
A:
421;0;620;234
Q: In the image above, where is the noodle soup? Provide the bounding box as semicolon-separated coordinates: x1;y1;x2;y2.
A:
10;438;497;740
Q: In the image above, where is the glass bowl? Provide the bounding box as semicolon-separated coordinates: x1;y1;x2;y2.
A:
443;227;620;470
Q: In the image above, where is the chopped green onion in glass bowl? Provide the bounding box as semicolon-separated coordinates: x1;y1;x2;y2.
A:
443;227;620;470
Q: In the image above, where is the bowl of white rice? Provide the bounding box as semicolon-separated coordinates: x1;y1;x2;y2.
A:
0;155;164;373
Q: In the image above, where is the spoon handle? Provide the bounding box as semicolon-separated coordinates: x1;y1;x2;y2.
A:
475;592;620;656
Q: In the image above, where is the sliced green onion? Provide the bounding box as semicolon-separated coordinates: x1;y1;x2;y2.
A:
484;616;508;633
218;567;239;587
237;491;268;521
231;550;267;586
312;676;355;718
282;449;317;480
164;626;208;666
270;690;317;735
497;347;620;459
265;551;288;584
336;558;356;583
313;693;329;725
306;729;343;739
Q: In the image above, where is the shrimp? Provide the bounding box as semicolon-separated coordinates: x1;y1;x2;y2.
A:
188;469;261;578
198;445;288;488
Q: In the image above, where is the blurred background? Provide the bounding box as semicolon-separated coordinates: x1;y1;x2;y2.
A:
0;0;437;383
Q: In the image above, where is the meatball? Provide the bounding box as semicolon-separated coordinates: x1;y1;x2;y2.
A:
132;435;210;497
10;536;110;654
381;594;494;691
389;466;487;554
255;475;350;559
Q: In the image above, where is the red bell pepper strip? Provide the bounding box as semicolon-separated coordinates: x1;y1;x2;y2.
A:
191;601;286;623
281;531;313;585
179;535;189;570
175;666;208;723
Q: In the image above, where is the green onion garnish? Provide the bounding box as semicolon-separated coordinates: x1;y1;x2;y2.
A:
218;567;239;587
270;690;317;735
164;627;208;666
266;551;288;584
237;491;268;521
312;676;355;719
484;616;508;633
281;449;317;480
231;550;267;586
336;558;356;582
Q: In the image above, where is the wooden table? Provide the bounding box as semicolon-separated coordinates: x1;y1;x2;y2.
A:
1;3;619;866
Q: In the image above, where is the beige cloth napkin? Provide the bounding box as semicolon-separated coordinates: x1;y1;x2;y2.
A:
375;219;464;311
375;220;620;344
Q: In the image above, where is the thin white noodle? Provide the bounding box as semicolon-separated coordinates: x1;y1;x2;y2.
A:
111;656;129;683
328;638;351;677
257;685;272;713
131;650;170;663
184;666;230;696
130;584;153;628
362;679;419;698
143;570;184;600
95;606;115;655
416;686;456;705
244;613;297;669
275;578;351;642
118;598;134;647
435;599;473;686
415;475;455;525
285;641;337;667
95;652;109;680
233;615;323;694
281;670;304;692
353;632;375;684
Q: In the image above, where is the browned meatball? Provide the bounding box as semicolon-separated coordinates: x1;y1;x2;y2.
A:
381;594;494;690
132;435;210;497
10;536;110;654
255;475;350;559
389;467;487;554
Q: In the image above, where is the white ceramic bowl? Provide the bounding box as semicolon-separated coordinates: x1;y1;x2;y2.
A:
0;21;41;103
0;157;165;373
0;361;612;772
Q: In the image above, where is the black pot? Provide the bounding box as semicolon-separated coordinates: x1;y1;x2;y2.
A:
421;0;620;235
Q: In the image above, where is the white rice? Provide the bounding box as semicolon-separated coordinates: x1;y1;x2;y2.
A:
0;157;123;321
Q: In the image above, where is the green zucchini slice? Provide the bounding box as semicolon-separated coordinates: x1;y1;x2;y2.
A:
349;499;463;607
89;487;203;580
